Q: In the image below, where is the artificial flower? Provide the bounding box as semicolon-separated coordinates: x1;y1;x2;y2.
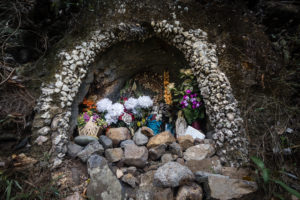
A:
108;103;124;118
137;96;153;108
120;112;134;125
96;98;112;112
124;97;138;110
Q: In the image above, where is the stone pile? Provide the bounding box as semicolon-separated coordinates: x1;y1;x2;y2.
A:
67;127;257;200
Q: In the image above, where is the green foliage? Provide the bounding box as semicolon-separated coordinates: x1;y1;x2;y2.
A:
251;156;300;199
1;170;61;200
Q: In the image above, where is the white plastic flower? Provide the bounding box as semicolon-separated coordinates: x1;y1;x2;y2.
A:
124;97;138;110
137;96;153;108
107;103;124;118
104;113;118;125
96;98;112;113
121;113;133;125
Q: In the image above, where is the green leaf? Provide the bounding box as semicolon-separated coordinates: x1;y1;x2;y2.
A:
273;180;300;198
250;156;265;170
262;168;269;183
5;180;12;200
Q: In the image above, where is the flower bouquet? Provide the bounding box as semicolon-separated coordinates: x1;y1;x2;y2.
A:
96;95;153;132
77;110;108;137
169;68;205;129
180;90;205;126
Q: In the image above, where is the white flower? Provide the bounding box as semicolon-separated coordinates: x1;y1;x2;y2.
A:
107;103;124;118
96;98;112;113
104;113;118;125
124;97;138;110
137;96;153;108
121;113;133;125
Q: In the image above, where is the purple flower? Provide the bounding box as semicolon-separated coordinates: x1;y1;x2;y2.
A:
190;98;196;103
93;114;99;122
186;89;191;94
183;95;189;100
192;104;196;109
83;113;90;122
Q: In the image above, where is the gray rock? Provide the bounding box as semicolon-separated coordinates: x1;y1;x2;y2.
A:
121;173;138;188
154;162;195;187
124;143;148;168
176;183;203;200
186;156;222;173
133;129;149;146
120;140;135;148
107;127;131;146
141;126;154;137
74;135;98;146
195;171;257;200
105;148;123;163
67;142;84;158
77;141;104;162
161;153;175;163
149;144;166;160
169;142;183;157
99;135;113;149
121;166;137;175
183;144;215;162
87;155;123;200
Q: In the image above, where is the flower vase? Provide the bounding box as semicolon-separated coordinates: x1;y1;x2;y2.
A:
191;121;201;131
78;117;101;138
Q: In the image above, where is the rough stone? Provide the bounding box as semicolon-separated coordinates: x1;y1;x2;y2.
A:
120;140;135;148
121;173;138;188
133;129;149;146
34;136;48;145
161;153;175;163
183;144;215;161
221;167;251;179
77;140;104;162
74;135;98;146
67;142;84;158
177;135;194;151
195;171;257;200
176;183;203;200
37;126;51;135
153;188;173;200
105;148;123;163
176;158;185;165
184;126;205;140
87;155;122;200
116;168;124;178
99;135;113;149
186;156;222;173
149;144;167;160
141;126;154;137
139;170;155;187
169;142;183;157
124;143;148;168
154;162;195;187
107;127;131;146
147;131;176;149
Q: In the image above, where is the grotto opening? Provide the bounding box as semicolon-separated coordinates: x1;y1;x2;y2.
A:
71;38;208;142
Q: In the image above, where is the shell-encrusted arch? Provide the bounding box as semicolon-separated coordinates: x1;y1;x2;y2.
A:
33;21;248;168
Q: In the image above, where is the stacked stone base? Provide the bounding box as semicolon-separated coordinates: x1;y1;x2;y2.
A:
66;127;257;200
